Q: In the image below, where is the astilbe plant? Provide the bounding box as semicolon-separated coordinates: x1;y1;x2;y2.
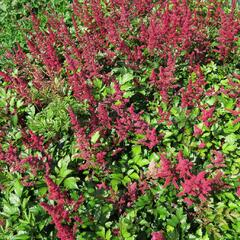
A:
0;0;239;104
0;128;51;183
156;151;227;206
40;175;84;240
0;0;239;239
216;6;240;60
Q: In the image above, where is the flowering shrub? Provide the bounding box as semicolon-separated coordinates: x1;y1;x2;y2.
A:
0;0;240;239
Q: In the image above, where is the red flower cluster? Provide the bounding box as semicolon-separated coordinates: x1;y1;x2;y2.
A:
151;231;165;240
217;7;240;59
200;106;215;127
0;1;238;238
40;202;74;240
180;66;206;108
178;171;212;204
40;175;84;240
157;151;226;206
113;104;159;148
0;129;50;176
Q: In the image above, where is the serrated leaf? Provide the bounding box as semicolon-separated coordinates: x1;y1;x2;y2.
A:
130;172;139;180
3;204;19;216
136;158;149;167
63;177;79;189
225;134;238;144
14;180;23;197
149;152;159;162
222;143;237;153
9;194;21;206
59;168;73;179
122;176;131;186
167;215;179;227
132;145;141;156
119;73;134;85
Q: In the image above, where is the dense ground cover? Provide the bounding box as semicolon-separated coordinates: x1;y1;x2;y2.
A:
0;0;239;239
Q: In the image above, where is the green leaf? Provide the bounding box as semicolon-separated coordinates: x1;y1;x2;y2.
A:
58;168;73;179
63;177;79;190
167;225;174;233
206;97;216;106
0;3;7;11
57;156;72;179
15;131;22;140
157;207;169;220
224;122;240;133
110;179;119;192
119;73;134;85
121;82;132;91
10;97;15;107
0;99;5;108
12;234;30;240
202;233;210;240
3;204;19;216
135;157;149;167
11;115;18;126
106;229;112;240
91;131;100;144
14;180;23;197
132;145;141;156
16;99;23;108
122;176;131;186
171;106;179;117
225;134;238;144
167;215;179;227
96;226;105;238
110;173;123;180
9;194;21;206
149;152;159;162
130;172;139;180
123;91;134;98
38;187;48;196
93;78;103;89
222;143;237;153
22;197;30;209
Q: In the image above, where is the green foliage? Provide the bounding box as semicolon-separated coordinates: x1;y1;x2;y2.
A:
27;97;80;140
0;173;51;239
0;1;239;240
0;0;73;68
